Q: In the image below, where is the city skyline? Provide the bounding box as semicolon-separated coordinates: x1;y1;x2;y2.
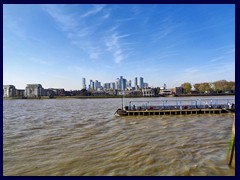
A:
3;4;235;90
82;76;147;91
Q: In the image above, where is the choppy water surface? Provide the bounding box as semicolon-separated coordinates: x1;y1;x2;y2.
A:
3;97;235;176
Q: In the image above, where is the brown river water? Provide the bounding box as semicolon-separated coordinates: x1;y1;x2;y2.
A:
3;96;235;176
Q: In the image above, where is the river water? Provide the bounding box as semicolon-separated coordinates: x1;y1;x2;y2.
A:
3;96;235;176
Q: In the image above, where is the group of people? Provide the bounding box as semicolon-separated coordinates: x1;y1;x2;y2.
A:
127;103;235;111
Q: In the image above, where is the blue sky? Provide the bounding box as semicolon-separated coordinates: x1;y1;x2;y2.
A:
3;4;235;90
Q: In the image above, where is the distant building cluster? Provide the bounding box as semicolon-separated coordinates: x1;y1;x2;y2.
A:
3;84;65;98
82;76;148;91
3;78;234;98
3;76;156;98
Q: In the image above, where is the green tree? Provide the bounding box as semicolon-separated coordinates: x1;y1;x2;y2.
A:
194;80;234;94
228;81;235;92
214;80;229;93
155;87;160;94
181;82;192;94
194;83;201;92
198;82;211;93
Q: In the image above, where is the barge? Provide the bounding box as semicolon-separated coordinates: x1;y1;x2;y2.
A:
115;98;235;116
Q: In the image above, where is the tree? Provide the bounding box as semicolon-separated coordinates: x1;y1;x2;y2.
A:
199;82;211;93
181;82;192;94
211;80;236;93
213;80;227;92
155;87;160;94
228;81;235;92
194;80;234;94
194;83;201;92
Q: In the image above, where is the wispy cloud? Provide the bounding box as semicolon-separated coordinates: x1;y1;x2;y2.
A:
105;32;132;64
103;13;110;19
209;57;224;63
80;5;106;19
106;33;131;50
131;5;141;16
43;5;106;60
151;19;181;42
43;5;78;32
117;18;136;22
43;5;137;63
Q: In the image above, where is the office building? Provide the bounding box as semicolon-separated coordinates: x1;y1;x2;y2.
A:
140;77;144;89
82;78;86;89
135;77;138;89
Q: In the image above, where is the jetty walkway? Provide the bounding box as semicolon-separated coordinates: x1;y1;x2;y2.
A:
115;98;235;116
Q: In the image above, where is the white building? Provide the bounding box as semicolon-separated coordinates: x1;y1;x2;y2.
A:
25;84;44;98
3;85;16;97
142;88;155;96
160;89;172;95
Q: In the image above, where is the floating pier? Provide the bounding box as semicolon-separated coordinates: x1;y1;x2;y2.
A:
115;98;235;116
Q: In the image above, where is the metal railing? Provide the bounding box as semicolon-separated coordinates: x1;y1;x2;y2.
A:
127;98;235;111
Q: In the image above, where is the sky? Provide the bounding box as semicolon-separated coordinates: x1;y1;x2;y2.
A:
3;4;235;90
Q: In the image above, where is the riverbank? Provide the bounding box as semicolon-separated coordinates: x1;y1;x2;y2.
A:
3;93;235;100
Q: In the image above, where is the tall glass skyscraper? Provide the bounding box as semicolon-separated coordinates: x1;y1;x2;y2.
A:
140;77;144;89
135;77;138;89
82;78;86;89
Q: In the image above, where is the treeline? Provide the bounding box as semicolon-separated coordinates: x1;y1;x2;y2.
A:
181;80;235;94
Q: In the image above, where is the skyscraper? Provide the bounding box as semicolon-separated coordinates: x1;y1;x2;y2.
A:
116;78;120;90
95;80;101;90
82;78;86;89
120;76;123;90
127;80;131;88
90;80;94;90
122;78;127;90
140;77;144;89
110;82;115;90
135;77;138;89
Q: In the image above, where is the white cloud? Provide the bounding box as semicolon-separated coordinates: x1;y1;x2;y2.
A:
43;5;105;61
43;5;78;32
105;32;132;64
114;49;123;64
116;18;136;22
103;13;110;19
209;57;223;63
108;25;119;33
80;5;106;19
